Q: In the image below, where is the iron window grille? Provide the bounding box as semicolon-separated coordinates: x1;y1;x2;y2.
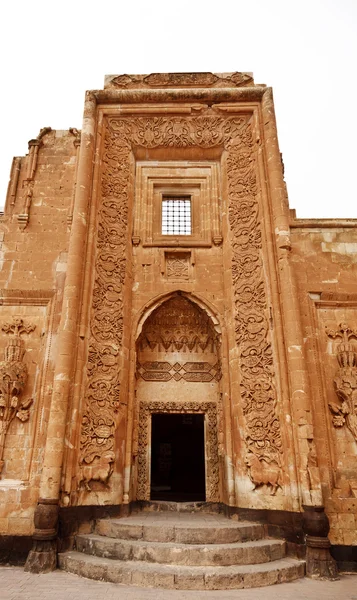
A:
161;196;192;235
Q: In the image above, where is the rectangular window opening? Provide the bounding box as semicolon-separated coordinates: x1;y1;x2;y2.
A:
162;196;191;235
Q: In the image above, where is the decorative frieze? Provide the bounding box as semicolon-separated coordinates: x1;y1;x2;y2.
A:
137;361;222;382
106;72;254;90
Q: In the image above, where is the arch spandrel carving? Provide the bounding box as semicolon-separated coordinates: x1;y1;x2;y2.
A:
79;114;284;495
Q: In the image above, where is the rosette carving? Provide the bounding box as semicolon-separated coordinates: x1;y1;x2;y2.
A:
80;114;283;492
0;318;35;474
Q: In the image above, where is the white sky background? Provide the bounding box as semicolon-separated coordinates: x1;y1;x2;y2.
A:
0;0;356;218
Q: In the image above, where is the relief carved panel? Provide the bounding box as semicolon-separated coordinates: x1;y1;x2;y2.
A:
108;72;254;89
326;322;357;442
80;115;283;492
137;401;219;501
0;318;36;474
166;253;190;280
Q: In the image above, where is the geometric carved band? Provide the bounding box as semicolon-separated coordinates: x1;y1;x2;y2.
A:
137;361;222;382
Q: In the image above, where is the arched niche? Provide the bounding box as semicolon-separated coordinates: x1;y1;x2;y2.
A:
135;293;221;502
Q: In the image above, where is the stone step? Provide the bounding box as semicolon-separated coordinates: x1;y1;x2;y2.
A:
96;516;266;544
136;501;220;513
59;551;305;590
76;533;285;566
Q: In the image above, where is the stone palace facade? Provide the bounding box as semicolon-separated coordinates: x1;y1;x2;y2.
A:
0;72;356;579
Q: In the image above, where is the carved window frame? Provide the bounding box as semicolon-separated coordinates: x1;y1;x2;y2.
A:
137;400;219;502
133;162;222;247
161;194;192;236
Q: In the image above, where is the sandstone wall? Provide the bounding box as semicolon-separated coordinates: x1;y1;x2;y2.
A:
0;129;77;535
291;219;357;545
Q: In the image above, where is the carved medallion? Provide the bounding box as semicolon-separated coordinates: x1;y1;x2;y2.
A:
166;253;190;280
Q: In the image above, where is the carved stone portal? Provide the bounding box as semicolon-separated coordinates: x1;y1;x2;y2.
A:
79;115;284;492
326;322;357;442
137;401;220;502
0;317;36;474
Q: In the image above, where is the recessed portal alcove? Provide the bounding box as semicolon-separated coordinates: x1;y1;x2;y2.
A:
135;294;221;501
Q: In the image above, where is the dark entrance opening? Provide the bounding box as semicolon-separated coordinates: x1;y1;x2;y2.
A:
150;413;205;501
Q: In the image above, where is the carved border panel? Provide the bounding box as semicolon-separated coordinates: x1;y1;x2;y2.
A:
137;401;219;501
79;114;283;490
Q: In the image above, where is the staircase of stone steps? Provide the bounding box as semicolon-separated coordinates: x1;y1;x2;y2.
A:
58;508;305;590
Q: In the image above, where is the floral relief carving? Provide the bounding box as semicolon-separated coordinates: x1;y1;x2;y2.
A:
326;323;357;441
137;401;219;501
0;318;35;474
226;122;283;494
80;114;283;492
79;123;131;488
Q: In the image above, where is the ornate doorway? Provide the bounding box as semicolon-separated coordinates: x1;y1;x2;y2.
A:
135;294;221;502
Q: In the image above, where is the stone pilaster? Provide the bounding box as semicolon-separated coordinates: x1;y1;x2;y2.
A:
25;93;97;572
261;87;323;508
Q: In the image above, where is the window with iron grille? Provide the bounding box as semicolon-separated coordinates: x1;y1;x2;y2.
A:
161;196;191;235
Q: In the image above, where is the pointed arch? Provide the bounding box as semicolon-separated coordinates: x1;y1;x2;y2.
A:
135;290;222;343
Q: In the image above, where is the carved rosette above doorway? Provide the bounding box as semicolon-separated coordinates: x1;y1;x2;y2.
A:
79;114;283;491
136;401;220;501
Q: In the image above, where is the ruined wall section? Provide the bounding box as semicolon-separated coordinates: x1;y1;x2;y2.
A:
0;129;77;536
291;220;357;545
1;129;78;288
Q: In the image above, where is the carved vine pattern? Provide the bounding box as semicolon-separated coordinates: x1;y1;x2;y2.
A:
137;401;219;501
326;322;357;441
79;115;283;491
0;318;35;474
